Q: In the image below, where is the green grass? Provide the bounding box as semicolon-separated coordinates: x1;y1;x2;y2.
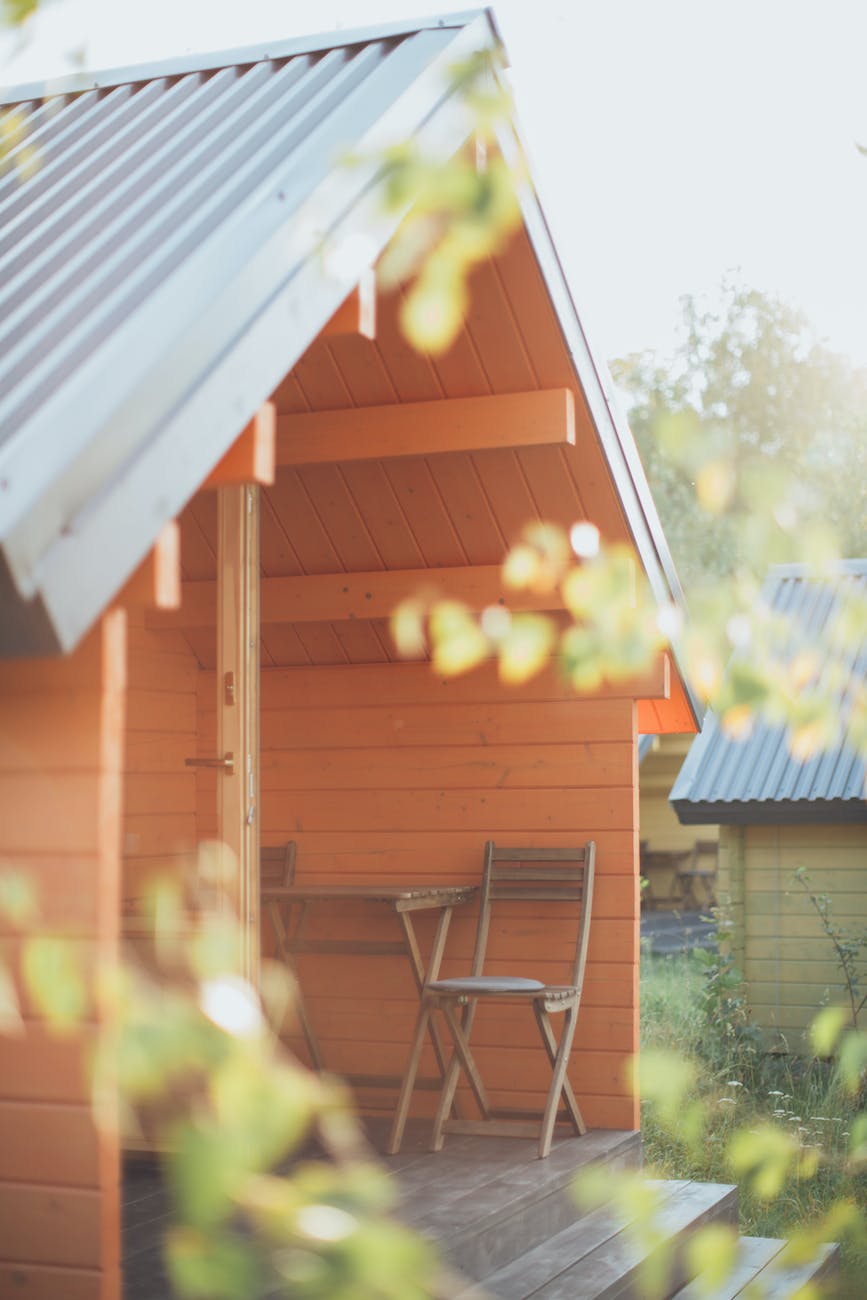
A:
640;951;867;1296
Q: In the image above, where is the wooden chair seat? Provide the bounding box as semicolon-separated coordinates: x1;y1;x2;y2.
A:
427;975;546;994
388;840;595;1160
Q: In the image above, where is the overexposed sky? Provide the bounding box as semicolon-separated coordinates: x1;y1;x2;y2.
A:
5;0;867;368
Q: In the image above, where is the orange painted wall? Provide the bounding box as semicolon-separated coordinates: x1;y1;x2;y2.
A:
0;613;126;1300
197;659;640;1131
121;610;199;918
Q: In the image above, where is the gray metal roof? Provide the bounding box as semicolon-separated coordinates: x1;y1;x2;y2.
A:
0;11;497;655
671;561;867;825
0;7;700;703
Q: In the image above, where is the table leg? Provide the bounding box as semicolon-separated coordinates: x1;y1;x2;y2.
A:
397;907;454;1082
268;898;324;1072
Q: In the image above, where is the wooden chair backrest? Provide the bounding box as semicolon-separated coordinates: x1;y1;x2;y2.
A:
471;842;596;989
260;841;296;889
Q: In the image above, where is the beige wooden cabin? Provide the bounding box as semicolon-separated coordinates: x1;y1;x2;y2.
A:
671;562;867;1047
0;13;703;1298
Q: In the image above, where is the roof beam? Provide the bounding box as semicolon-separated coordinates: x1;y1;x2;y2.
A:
276;388;575;466
320;268;376;341
203;403;276;488
150;563;565;630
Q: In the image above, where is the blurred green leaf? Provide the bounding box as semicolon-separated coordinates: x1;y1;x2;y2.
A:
166;1224;263;1300
0;870;38;927
0;961;23;1036
22;936;88;1032
810;1006;847;1057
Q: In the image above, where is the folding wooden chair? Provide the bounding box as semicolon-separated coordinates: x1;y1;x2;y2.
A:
388;841;595;1159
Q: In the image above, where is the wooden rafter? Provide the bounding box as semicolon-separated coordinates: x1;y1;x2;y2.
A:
277;388;575;466
204;403;276;489
114;522;181;611
320;267;376;340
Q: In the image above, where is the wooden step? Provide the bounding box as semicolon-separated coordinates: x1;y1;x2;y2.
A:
404;1130;643;1281
465;1179;738;1300
671;1236;840;1299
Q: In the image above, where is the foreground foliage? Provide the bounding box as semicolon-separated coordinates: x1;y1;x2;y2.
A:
637;949;867;1297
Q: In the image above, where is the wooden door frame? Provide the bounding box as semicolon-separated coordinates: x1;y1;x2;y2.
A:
216;483;261;981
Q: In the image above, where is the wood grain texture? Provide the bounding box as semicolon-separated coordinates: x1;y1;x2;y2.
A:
277;388;574;465
0;615;124;1298
234;654;641;1130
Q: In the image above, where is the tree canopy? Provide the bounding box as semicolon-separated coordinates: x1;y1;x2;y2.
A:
611;282;867;593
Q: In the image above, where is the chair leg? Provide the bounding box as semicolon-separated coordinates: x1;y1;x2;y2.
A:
430;1001;490;1151
533;1002;586;1137
538;1005;578;1158
386;1005;431;1155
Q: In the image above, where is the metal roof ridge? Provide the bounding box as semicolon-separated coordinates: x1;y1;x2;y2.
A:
0;8;493;107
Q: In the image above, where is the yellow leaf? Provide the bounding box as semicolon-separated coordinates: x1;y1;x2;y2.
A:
429;601;488;676
788;650;820;690
498;614;555;684
390;598;427;658
400;267;466;354
720;703;754;741
502;544;541;590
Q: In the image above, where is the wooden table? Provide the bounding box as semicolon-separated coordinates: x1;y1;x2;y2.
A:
261;883;477;1094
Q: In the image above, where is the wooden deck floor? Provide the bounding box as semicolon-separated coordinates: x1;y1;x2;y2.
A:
122;1121;641;1299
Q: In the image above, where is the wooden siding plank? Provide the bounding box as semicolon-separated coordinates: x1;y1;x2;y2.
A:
254;699;635;750
241;660;667;709
325;334;397;406
125;689;195;735
257;742;633;790
338;461;426;570
296;464;385;572
380;458;468;566
0;772;101;853
332;620;391;663
366;287;443;404
0;1103;99;1186
241;786;635;831
468;448;541;545
425;452;507;563
0;691;103;770
260;488;305;578
293;622;350;665
460;256;539;393
260;469;343;575
0;1184;102;1267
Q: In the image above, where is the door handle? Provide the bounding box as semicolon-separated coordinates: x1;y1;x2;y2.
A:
185;753;235;773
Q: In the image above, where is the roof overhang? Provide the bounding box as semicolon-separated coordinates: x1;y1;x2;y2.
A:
0;6;701;727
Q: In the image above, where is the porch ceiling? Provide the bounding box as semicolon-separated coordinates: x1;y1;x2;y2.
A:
179;228;632;671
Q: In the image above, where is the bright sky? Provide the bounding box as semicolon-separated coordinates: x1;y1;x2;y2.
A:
5;0;867;368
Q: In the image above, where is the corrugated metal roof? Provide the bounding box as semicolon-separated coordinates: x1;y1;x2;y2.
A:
671;561;867;824
0;6;699;716
0;12;495;654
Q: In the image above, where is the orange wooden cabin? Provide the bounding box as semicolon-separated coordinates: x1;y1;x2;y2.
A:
0;12;699;1297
